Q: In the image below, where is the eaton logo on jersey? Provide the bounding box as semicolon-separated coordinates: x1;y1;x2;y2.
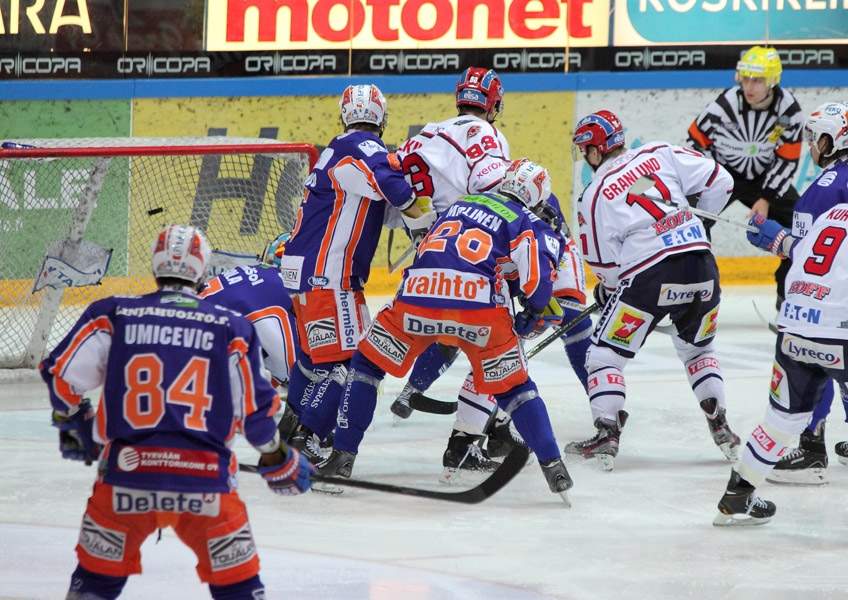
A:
781;302;822;324
113;488;221;516
660;223;704;247
403;268;491;303
658;281;714;306
781;335;843;367
403;315;491;347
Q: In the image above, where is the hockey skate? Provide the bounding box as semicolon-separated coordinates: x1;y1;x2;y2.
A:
288;425;328;466
699;398;741;461
277;403;299;442
486;417;530;459
713;470;776;526
390;383;418;422
440;431;499;485
540;457;573;507
314;449;356;494
835;441;848;466
767;422;828;485
564;410;628;471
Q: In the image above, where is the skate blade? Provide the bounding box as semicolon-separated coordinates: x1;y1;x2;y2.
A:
718;442;740;461
712;511;772;527
557;490;572;508
311;482;344;495
765;468;828;486
837;456;848;466
596;454;615;471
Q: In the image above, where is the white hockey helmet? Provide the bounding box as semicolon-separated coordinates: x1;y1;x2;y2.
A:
498;158;552;210
805;101;848;160
151;224;212;284
339;84;388;131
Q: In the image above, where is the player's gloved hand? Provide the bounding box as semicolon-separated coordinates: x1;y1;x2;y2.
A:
258;443;315;496
593;284;611;308
746;215;791;257
51;399;102;465
402;196;437;248
538;297;565;329
514;306;543;338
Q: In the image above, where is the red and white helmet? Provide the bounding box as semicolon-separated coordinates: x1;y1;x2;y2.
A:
151;225;212;284
571;110;626;161
456;67;504;118
805;101;848;159
339;84;388;130
499;158;551;210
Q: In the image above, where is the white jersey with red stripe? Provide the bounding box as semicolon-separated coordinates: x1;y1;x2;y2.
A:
281;130;414;293
398;114;510;213
577;142;733;291
779;203;848;340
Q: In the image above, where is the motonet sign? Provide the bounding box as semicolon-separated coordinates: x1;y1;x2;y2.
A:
206;0;609;49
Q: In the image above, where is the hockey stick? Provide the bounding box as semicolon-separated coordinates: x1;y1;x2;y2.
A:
239;443;529;504
752;300;779;334
409;392;458;414
629;176;758;233
526;303;599;359
389;244;416;274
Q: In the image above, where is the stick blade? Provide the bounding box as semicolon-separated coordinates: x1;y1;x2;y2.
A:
409;392;458;414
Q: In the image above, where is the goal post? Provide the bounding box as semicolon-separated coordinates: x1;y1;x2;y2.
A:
0;138;318;369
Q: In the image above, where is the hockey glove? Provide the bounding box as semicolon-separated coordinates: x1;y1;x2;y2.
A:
51;399;101;465
514;306;542;338
402;196;437;248
258;443;315;496
746;215;794;257
593;283;611;308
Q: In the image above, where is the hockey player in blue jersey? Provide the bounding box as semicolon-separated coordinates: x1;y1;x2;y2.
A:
317;159;575;504
41;225;314;599
741;101;848;487
279;84;435;464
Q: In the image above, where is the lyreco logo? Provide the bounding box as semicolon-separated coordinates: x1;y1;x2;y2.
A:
206;0;608;50
403;314;491;347
657;282;714;306
623;0;848;43
781;335;843;367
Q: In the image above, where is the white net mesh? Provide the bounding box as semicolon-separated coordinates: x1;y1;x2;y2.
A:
0;137;315;368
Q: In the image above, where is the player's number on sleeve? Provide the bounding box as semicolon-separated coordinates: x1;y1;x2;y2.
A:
803;226;846;276
418;221;493;264
124;354;213;431
402;153;435;197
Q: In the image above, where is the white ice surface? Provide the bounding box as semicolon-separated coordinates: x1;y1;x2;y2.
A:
3;286;848;600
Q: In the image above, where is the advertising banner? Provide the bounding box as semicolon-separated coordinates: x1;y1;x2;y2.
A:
614;0;848;45
206;0;610;50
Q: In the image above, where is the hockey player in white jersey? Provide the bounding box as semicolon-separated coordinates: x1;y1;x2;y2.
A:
734;102;848;490
715;198;848;525
567;109;741;471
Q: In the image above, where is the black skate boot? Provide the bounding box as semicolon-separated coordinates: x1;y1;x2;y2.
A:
699;398;741;461
486;417;530;459
767;421;828;485
564;410;628;471
540;457;573;506
313;448;356;494
440;431;499;485
277;403;299;442
390;383;419;421
834;441;848;466
714;470;776;526
288;425;327;465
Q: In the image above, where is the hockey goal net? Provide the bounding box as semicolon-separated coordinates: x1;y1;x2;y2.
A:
0;138;317;369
